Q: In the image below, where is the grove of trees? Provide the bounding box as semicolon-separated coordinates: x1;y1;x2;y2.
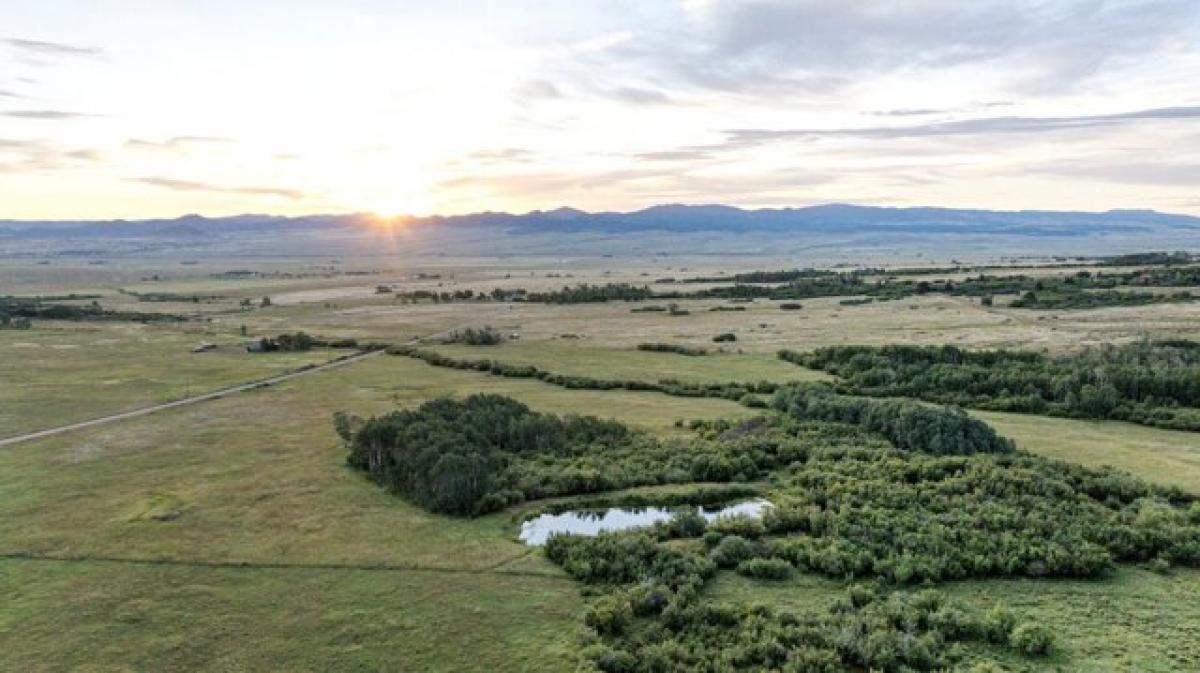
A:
786;341;1200;431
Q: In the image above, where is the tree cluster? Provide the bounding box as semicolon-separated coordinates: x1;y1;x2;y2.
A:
787;341;1200;431
0;296;186;323
637;343;708;356
443;326;503;345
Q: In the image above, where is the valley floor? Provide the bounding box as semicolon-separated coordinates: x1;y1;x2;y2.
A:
3;255;1200;671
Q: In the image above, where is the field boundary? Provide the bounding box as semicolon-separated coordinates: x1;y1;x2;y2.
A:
0;325;477;448
0;349;385;448
0;550;570;580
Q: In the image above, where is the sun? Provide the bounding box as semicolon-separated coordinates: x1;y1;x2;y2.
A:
368;194;427;220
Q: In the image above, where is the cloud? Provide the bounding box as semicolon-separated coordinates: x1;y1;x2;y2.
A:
606;86;673;105
0;137;100;172
124;136;233;151
435;163;837;209
634;149;713;162
571;31;634;54
515;79;562;101
467;147;533;163
0;137;36;150
132;176;304;199
3;109;92;120
867;109;949;117
1026;160;1200;187
720;106;1200;147
553;0;1200;99
0;90;21;99
5;38;102;58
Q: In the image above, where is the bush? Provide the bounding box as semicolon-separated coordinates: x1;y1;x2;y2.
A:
444;326;503;345
638;343;707;356
736;557;793;580
982;605;1017;644
1009;622;1055;656
713;332;737;343
779;302;803;310
668;510;707;538
585;594;634;636
709;535;759;568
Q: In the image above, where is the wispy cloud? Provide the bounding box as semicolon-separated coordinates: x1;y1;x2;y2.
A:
514;79;562;102
132;176;304;199
721;106;1200;147
539;0;1200;104
3;109;93;120
1026;159;1200;188
5;38;103;58
467;147;533;163
0;137;100;172
606;86;673;105
867;109;949;117
124;136;233;151
634;149;713;162
0;89;21;99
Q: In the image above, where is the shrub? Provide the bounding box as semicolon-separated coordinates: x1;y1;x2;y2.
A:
709;535;759;568
444;326;503;345
982;605;1017;644
628;584;672;616
638;343;707;356
713;332;737;343
1009;622;1055;656
668;510;708;538
585;594;634;636
779;302;803;310
736;557;793;580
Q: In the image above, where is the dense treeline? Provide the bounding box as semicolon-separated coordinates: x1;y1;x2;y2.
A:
512;264;1200;309
787;341;1200;431
0;296;186;323
526;283;655;303
344;395;635;514
681;268;862;284
443;326;503;345
388;346;781;402
1009;289;1193;309
637;343;707;356
543;419;1198;670
249;331;364;352
389;346;1026;453
342;385;1200;669
343;393;1200;583
1101;251;1193;266
772;385;1014;455
549;530;1053;673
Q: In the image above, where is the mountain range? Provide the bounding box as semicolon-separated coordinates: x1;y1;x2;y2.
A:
3;204;1199;258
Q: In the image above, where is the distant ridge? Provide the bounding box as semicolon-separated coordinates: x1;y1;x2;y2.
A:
3;203;1199;240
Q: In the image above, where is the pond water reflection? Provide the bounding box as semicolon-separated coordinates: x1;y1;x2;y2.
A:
518;498;773;546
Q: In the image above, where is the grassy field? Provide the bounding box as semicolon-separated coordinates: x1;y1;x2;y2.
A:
0;355;754;671
0;323;340;436
708;566;1200;672
432;341;831;384
976;410;1200;492
0;558;580;673
6;255;1200;671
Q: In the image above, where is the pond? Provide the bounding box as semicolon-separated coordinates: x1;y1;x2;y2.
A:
518;498;773;546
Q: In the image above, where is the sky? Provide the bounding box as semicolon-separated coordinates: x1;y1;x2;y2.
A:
2;0;1200;220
